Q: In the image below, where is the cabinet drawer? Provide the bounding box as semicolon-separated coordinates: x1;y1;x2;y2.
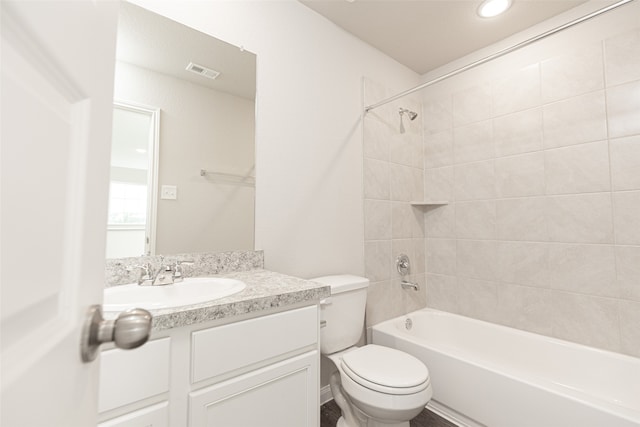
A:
189;351;318;427
191;305;318;383
98;402;168;427
99;338;171;413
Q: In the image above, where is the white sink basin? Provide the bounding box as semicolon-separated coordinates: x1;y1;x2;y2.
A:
103;277;246;311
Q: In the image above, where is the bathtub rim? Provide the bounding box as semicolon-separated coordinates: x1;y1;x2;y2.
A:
371;308;640;424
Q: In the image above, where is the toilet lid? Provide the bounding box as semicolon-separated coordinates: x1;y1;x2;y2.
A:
341;345;429;394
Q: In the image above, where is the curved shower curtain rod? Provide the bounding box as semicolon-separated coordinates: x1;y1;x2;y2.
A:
364;0;636;113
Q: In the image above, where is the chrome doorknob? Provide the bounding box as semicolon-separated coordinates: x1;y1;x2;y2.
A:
81;305;152;363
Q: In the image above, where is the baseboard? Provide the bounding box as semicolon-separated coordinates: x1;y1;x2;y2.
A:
320;384;333;405
426;400;485;427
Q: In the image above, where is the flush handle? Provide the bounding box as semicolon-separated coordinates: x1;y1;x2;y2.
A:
320;297;332;306
80;305;152;363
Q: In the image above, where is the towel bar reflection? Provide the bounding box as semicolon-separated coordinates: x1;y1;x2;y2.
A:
199;169;255;188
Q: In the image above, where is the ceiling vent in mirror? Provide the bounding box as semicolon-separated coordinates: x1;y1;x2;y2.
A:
185;62;220;80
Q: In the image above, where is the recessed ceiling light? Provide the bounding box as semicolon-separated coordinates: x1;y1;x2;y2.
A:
477;0;512;18
135;148;147;154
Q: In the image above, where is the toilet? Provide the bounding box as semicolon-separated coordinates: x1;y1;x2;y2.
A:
313;275;432;427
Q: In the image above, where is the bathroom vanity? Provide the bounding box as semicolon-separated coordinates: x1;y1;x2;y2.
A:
97;269;330;427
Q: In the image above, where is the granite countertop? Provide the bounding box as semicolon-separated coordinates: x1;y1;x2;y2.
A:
111;269;330;331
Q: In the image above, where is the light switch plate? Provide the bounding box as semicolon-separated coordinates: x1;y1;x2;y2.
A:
160;185;177;200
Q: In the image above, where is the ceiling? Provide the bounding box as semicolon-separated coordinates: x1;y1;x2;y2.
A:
300;0;590;74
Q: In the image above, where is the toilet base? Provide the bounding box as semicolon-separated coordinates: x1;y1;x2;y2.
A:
336;415;409;427
366;420;409;427
328;360;426;427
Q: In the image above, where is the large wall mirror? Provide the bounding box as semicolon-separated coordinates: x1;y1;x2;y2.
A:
106;2;257;259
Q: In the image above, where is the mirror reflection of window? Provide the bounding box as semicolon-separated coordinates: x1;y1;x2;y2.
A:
107;182;147;225
105;103;159;258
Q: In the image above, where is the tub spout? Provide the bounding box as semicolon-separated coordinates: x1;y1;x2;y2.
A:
401;280;419;291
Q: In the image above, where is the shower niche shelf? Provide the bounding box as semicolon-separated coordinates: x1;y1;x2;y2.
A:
410;201;448;207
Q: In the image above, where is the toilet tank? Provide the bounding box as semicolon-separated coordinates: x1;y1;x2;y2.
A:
312;275;369;355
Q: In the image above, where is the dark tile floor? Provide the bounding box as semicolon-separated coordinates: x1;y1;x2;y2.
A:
320;400;458;427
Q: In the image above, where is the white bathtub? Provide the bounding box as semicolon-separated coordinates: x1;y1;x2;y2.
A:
372;308;640;427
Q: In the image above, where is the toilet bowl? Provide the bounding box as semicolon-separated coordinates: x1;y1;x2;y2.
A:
328;345;432;427
313;275;432;427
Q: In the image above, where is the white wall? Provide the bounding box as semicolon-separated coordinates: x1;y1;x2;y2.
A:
130;0;421;279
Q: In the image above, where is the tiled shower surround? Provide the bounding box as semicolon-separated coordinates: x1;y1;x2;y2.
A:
364;23;640;358
363;80;426;327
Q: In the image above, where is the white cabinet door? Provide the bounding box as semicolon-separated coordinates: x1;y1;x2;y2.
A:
99;338;171;413
0;1;118;426
99;402;169;427
189;351;319;427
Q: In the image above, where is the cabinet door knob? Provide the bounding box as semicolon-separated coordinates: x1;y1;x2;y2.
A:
81;305;152;363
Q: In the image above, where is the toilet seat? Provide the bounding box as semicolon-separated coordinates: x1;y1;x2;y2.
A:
340;345;430;395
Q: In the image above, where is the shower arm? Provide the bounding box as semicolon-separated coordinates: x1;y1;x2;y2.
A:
364;0;635;113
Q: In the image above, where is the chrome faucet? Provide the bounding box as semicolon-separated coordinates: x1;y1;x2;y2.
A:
396;253;419;291
131;256;195;286
151;256;174;286
401;280;419;291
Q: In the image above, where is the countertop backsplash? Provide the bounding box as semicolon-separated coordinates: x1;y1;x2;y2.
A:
105;250;264;287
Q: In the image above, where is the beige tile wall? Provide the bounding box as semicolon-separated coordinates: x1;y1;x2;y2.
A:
422;27;640;357
363;78;427;327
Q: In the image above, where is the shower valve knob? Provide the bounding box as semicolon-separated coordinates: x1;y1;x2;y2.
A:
396;254;411;276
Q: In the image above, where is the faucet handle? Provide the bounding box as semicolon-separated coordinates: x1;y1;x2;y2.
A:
128;263;153;285
172;260;194;282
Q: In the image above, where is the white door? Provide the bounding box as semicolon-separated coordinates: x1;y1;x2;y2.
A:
1;1;120;426
106;102;160;258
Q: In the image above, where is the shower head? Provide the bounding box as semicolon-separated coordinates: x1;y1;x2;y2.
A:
400;108;418;121
399;107;418;133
